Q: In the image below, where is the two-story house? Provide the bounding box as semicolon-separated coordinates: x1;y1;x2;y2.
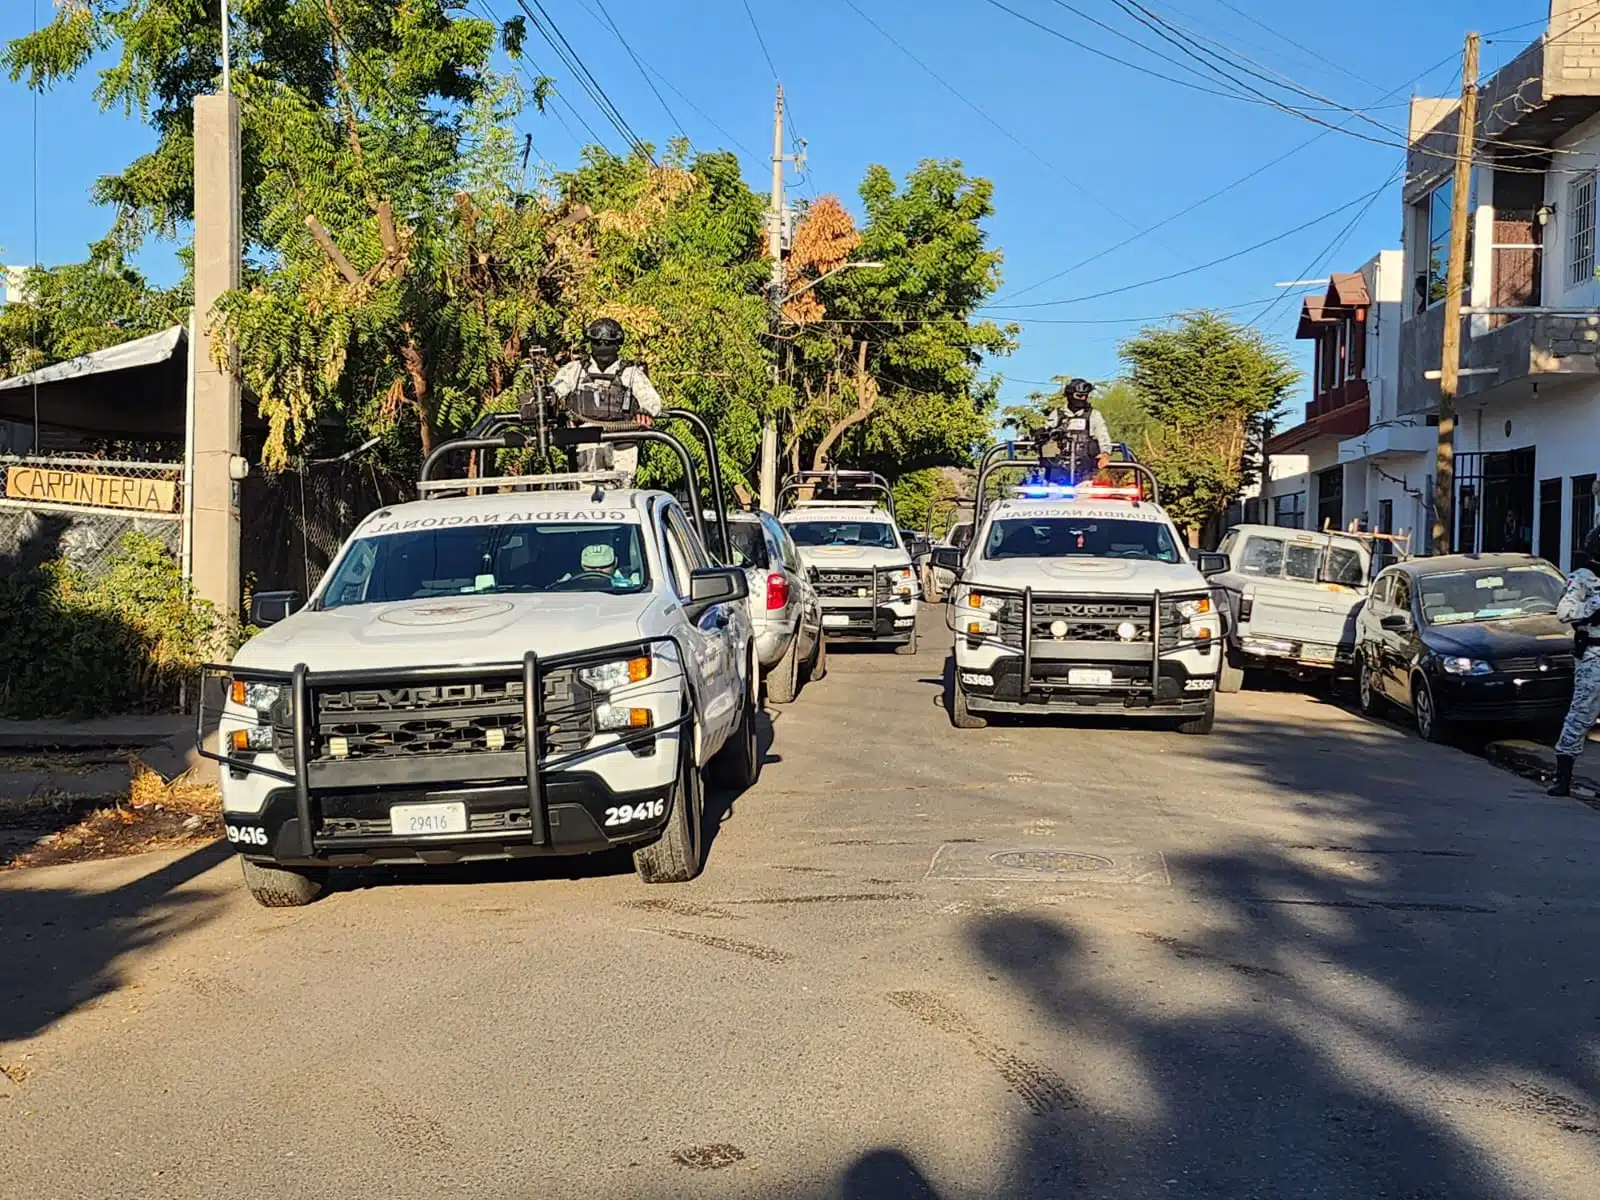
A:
1256;250;1425;550
1399;0;1600;568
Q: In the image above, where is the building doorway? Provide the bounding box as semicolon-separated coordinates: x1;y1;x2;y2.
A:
1539;477;1563;566
1458;448;1535;554
1315;465;1343;531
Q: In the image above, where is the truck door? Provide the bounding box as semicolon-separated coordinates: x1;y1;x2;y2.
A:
662;504;739;744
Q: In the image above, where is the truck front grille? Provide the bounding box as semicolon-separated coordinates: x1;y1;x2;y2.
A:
302;669;594;764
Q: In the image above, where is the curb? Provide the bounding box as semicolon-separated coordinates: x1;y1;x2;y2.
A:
1484;739;1600;802
0;718;192;753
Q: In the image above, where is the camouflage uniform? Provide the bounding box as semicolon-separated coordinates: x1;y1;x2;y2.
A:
1555;566;1600;758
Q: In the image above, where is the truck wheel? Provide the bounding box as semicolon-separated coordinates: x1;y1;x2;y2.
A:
240;858;325;908
1218;648;1245;694
894;626;919;655
1177;695;1216;736
634;729;704;884
710;664;762;790
951;679;987;730
766;636;799;705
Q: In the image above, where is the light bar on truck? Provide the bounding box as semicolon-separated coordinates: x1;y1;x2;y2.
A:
1014;483;1144;502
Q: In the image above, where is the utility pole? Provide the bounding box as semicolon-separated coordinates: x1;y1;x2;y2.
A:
190;8;244;618
1432;30;1479;556
759;84;786;513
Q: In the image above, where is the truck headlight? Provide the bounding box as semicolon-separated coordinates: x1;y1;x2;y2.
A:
888;567;915;599
579;655;652;691
229;725;274;752
1440;657;1492;676
596;704;652;731
965;591;1005;614
1176;597;1213;619
230;679;284;717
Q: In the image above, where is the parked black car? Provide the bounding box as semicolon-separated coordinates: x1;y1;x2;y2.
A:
1354;553;1575;741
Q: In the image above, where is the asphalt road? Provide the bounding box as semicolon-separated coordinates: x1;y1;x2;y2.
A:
4;605;1600;1199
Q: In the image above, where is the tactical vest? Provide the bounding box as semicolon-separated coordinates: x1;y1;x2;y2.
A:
1040;412;1100;479
566;363;637;423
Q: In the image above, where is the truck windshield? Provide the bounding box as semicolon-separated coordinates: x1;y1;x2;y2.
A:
786;521;899;549
984;517;1180;563
1240;534;1367;587
320;523;650;607
1418;566;1564;625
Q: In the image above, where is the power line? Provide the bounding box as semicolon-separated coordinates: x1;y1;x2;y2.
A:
739;0;781;81
988;182;1389;311
584;0;693;147
835;0;1187;252
990;42;1463;307
1196;0;1384;90
513;0;655;162
1251;160;1406;334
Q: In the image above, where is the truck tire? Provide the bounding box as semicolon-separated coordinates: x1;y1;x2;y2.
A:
634;729;704;884
240;858;325;908
710;660;762;790
766;635;800;705
894;626;919;655
1177;695;1216;736
951;679;987;730
1218;647;1245;694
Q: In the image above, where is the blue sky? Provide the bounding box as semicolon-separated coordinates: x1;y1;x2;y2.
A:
0;0;1553;410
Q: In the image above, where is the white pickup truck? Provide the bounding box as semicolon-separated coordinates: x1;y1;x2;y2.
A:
777;471;920;655
206;430;758;905
934;482;1228;733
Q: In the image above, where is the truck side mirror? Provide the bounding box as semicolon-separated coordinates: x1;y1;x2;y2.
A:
931;546;964;577
250;590;301;628
1196;552;1229;577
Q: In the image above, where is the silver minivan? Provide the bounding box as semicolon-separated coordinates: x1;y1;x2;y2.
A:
1214;524;1373;692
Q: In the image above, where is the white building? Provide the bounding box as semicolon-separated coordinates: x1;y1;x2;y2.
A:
1397;0;1600;569
1254;250;1428;555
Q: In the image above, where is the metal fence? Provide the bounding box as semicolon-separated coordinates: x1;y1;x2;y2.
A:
241;461;408;597
0;455;183;577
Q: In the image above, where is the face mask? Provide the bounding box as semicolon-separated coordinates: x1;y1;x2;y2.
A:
590;342;621;369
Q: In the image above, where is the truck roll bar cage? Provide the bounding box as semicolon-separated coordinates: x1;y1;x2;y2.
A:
975;440;1161;523
778;469;897;519
417;406;732;566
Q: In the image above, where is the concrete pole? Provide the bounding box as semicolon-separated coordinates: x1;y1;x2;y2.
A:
759;85;785;514
1432;31;1479;556
191;93;242;618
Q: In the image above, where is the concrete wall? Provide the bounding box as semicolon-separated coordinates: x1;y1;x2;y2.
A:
1452;379;1600;569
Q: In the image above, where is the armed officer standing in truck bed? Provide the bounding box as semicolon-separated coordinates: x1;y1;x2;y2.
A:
1039;378;1112;485
550;317;663;483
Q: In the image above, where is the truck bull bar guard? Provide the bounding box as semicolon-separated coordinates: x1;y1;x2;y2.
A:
944;584;1219;704
196;635;692;859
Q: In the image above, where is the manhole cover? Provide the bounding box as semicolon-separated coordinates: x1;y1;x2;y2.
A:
987;850;1113;874
926;842;1169;885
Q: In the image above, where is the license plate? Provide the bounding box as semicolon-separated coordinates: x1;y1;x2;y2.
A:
1067;668;1114;687
1304;645;1337;663
389;801;468;837
823;613;851;628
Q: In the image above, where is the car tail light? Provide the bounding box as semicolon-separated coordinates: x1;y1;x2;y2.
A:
766;573;790;611
1238;594;1254;621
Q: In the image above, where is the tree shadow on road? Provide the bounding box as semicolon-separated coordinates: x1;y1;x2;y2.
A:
0;839;232;1045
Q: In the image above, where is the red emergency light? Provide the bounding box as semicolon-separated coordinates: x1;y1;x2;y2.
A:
1077;484;1144;501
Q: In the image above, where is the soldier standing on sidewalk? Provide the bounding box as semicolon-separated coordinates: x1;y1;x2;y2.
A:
1550;526;1600;796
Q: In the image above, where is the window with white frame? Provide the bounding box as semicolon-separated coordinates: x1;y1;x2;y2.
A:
1568;171;1596;289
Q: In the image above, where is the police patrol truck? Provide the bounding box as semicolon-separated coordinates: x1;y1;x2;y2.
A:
201;407;757;906
933;444;1228;733
777;470;921;655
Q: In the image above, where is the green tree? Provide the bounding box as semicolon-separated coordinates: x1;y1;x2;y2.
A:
1118;311;1299;540
782;161;1016;483
0;246;190;377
